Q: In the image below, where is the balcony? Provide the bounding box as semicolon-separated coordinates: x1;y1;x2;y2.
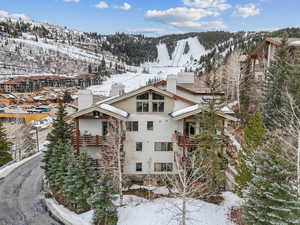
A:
71;135;105;148
176;135;201;147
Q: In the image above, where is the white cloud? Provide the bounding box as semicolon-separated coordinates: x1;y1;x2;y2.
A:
128;28;165;34
114;2;131;11
95;1;109;9
145;7;218;24
232;4;260;18
170;20;227;30
0;10;29;20
64;0;80;2
182;0;231;11
120;2;131;10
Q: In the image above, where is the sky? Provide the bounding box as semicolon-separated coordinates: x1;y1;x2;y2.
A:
0;0;299;36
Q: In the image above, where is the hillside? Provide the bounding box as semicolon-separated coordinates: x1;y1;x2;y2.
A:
1;16;300;79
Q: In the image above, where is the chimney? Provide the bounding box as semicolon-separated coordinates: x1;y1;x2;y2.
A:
77;89;93;110
110;83;125;96
166;74;177;94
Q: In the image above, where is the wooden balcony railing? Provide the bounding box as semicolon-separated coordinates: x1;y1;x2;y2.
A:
71;135;105;148
176;135;201;147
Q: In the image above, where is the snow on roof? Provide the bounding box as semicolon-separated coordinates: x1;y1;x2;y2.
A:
171;104;201;117
95;95;119;105
99;104;129;118
289;41;300;46
220;106;234;114
171;104;235;118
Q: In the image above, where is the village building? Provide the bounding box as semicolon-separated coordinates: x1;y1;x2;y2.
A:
249;37;300;82
69;72;238;184
0;74;102;93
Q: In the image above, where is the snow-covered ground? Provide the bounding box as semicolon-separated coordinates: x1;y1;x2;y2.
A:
89;67;182;96
46;192;242;225
0;152;42;179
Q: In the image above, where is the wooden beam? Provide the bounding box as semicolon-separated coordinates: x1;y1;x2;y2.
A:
75;118;80;154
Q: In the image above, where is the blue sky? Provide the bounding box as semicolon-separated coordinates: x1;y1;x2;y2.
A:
0;0;299;36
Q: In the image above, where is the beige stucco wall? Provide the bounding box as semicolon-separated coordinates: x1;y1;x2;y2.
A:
112;91;175;115
123;113;183;175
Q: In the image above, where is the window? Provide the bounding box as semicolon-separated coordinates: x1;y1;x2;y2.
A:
126;121;138;131
136;142;143;151
154;142;173;151
152;102;164;112
147;121;154;131
136;102;149;112
152;93;164;100
102;121;108;136
154;163;173;172
136;162;142;172
136;93;149;100
93;111;100;117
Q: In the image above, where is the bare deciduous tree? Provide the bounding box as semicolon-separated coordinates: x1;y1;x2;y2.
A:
103;117;126;206
161;150;212;225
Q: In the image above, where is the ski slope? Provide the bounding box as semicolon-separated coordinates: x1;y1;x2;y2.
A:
88;67;182;96
156;43;171;67
155;37;207;68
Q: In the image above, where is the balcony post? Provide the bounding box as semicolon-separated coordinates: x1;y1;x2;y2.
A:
96;135;99;147
75;118;80;154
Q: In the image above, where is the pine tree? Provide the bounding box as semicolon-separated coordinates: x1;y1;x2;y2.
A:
263;34;290;128
62;152;96;213
62;151;78;209
101;57;106;71
47;141;70;190
88;177;117;225
42;101;72;179
0;123;12;167
73;153;96;212
287;48;300;108
244;109;265;148
88;64;93;74
63;91;72;104
243;138;300;225
194;75;229;196
235;110;265;195
239;59;253;123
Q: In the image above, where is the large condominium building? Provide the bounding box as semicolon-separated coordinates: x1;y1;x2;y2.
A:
69;72;238;183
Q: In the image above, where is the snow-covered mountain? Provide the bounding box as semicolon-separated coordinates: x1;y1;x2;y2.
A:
155;37;206;68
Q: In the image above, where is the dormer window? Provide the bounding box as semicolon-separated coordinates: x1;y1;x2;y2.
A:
136;102;149;112
136;93;149;100
136;91;165;113
152;93;164;100
136;92;149;112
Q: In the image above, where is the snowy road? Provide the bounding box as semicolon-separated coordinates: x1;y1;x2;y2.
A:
0;154;61;225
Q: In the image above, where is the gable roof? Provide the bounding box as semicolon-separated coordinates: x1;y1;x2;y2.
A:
170;104;238;121
69;104;129;120
153;80;224;96
103;85;187;105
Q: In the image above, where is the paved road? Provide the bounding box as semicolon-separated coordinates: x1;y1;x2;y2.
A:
0;154;62;225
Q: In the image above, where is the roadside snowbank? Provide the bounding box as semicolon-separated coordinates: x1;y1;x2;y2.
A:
0;152;42;179
46;193;242;225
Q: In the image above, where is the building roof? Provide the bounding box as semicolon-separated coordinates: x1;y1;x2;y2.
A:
170;104;238;121
250;37;300;58
75;74;93;79
69;105;129;120
103;86;175;105
153;80;224;96
266;37;300;47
